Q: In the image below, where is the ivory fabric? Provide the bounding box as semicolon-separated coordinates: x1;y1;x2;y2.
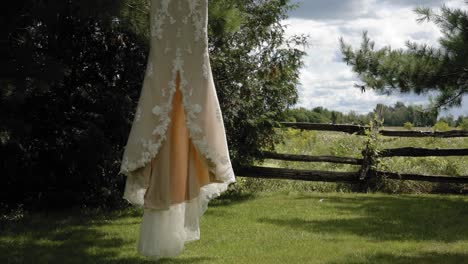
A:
119;0;236;259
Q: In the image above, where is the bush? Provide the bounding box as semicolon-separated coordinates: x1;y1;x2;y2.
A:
458;118;468;131
1;2;148;210
432;120;450;132
403;122;413;130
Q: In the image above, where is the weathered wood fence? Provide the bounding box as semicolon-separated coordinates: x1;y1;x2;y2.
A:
234;121;468;185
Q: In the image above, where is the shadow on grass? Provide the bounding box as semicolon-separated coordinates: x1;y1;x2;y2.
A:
331;251;468;264
114;256;214;263
258;193;468;243
208;190;256;207
150;256;214;263
0;207;213;264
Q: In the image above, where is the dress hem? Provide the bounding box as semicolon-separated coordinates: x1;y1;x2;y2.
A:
134;176;236;260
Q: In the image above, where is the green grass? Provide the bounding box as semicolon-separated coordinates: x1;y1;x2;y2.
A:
245;127;468;194
1;191;468;263
269;127;468;176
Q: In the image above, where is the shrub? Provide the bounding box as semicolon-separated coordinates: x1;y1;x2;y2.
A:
458;118;468;131
432;121;450;132
403;122;413;130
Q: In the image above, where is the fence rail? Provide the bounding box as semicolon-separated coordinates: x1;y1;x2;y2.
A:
234;166;468;184
370;170;468;184
235;166;359;183
235;122;468;186
281;122;468;137
380;147;468;157
260;151;363;165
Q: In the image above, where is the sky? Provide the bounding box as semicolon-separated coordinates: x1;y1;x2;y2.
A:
283;0;468;119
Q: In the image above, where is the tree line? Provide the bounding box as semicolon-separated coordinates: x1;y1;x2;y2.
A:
282;101;467;128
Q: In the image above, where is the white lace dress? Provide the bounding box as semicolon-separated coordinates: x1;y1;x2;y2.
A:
119;0;236;259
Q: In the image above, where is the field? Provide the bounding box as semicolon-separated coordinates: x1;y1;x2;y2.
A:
240;127;468;194
1;191;467;263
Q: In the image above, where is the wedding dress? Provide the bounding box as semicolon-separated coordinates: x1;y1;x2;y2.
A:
119;0;236;259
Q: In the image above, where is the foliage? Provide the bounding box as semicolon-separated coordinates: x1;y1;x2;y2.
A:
458;118;468;130
403;122;414;130
438;113;458;127
282;106;372;125
455;115;467;127
208;0;308;167
0;0;150;209
280;101;446;127
0;0;307;209
118;0;151;38
354;112;386;192
432;120;451;132
340;3;468;112
209;0;246;34
376;102;438;127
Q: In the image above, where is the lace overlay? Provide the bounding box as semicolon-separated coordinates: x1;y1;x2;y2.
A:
120;0;232;180
151;0;176;39
119;0;236;259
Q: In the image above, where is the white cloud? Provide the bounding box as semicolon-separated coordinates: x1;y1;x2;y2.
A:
287;0;446;20
284;0;468;118
287;0;376;20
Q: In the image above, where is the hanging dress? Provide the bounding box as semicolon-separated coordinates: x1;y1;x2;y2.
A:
118;0;236;259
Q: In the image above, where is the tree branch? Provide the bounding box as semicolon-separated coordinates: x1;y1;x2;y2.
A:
418;88;465;113
125;3;148;14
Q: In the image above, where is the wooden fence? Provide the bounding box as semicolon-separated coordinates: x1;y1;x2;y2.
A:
234;121;468;185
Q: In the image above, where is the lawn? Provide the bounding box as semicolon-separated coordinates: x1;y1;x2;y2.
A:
1;190;467;263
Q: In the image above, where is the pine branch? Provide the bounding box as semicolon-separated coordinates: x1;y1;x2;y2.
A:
419;89;465;113
125;3;148;14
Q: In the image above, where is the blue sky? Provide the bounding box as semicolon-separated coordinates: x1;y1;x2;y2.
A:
284;0;467;118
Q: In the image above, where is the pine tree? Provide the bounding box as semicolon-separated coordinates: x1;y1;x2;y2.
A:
340;3;468;112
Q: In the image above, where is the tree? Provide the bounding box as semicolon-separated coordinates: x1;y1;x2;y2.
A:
331;111;338;124
0;0;149;209
0;0;308;209
208;0;308;166
438;114;456;127
340;3;468;113
458;117;468;130
372;102;438;126
455;115;467;127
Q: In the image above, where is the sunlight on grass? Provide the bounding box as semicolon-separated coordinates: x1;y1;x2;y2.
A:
250;128;468;194
1;192;467;263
